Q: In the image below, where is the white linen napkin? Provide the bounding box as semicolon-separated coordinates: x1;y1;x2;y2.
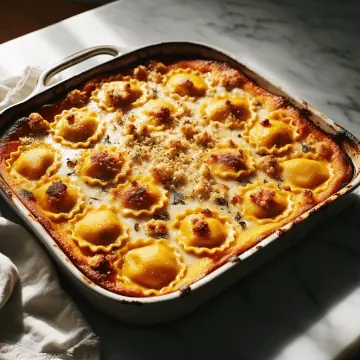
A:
0;68;100;360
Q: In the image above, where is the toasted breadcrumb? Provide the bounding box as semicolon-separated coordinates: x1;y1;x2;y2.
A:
194;131;215;148
250;189;276;209
147;61;167;83
144;219;168;237
193;178;212;200
180;123;199;139
110;82;133;104
150;164;186;190
28;113;49;134
19;136;34;145
151;164;174;184
304;134;333;158
149;61;167;74
165;138;189;159
192;169;229;201
66;89;89;107
133;65;148;81
257;155;280;177
301;189;315;205
88;254;112;274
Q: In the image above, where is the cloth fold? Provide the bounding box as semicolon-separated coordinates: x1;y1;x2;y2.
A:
0;68;100;360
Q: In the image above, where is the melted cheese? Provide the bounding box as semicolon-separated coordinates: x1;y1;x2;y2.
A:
282;158;329;190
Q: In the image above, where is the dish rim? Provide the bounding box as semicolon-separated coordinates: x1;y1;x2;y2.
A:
0;41;359;305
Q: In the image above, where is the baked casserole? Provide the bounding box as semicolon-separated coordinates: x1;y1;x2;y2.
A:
0;59;352;297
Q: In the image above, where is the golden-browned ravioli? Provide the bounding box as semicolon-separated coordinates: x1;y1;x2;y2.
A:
0;57;352;299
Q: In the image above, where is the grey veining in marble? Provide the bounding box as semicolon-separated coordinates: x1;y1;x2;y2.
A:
1;0;360;359
91;0;360;137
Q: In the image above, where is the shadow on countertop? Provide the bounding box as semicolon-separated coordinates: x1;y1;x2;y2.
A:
336;335;360;360
53;195;360;360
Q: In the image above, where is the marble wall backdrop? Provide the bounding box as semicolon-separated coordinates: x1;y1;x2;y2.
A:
92;0;360;136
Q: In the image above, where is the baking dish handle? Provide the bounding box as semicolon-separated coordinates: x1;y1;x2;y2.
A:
35;45;124;93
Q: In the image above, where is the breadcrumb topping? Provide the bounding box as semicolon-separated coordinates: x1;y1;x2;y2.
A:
257;155;280;177
46;180;68;206
144;219;168;237
66;89;89;108
250;188;276;209
28;113;49;134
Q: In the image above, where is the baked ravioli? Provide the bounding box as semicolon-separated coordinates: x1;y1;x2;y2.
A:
0;58;352;298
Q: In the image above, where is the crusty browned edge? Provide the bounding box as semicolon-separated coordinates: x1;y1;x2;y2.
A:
0;59;354;298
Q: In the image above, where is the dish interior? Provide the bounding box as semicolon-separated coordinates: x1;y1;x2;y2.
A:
0;56;353;298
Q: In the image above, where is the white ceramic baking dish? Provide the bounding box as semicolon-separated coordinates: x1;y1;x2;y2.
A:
0;42;359;324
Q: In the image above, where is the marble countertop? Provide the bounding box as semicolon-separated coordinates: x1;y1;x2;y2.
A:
1;0;360;359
